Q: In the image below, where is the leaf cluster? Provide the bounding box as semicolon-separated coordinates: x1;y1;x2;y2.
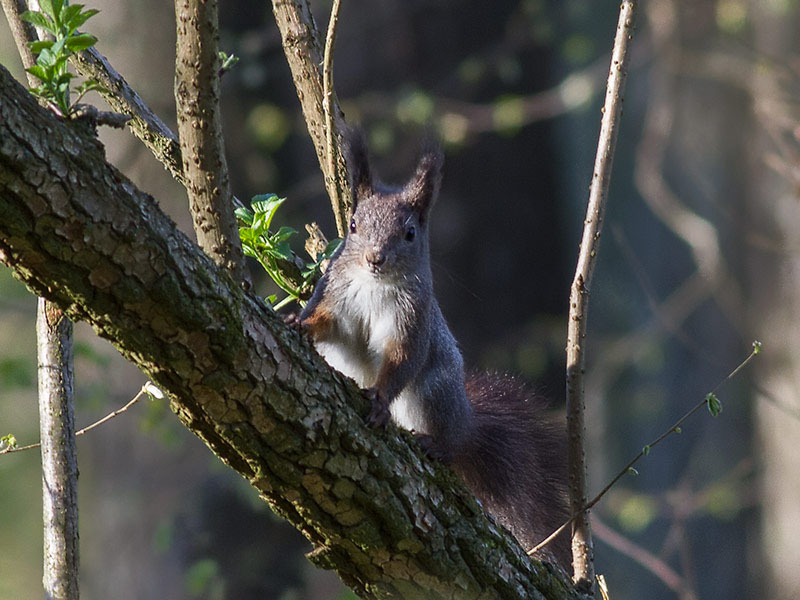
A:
22;0;103;117
236;194;341;309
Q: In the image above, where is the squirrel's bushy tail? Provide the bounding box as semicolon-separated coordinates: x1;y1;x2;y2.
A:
452;372;571;567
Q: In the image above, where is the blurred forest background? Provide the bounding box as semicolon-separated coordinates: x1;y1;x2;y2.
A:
2;0;800;598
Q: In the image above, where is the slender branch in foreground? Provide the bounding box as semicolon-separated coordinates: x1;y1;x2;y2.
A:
1;384;155;456
565;0;638;585
530;342;761;557
323;0;343;227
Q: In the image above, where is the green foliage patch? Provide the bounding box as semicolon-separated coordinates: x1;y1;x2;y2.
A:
21;0;103;117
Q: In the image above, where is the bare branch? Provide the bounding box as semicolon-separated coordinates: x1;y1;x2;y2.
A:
37;299;79;600
0;0;37;75
270;0;351;236
69;48;185;185
565;0;638;586
592;518;695;599
323;0;343;226
174;0;249;284
1;387;149;456
531;344;760;559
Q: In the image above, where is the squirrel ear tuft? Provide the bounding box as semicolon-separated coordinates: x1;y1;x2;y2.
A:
405;141;443;223
343;126;373;203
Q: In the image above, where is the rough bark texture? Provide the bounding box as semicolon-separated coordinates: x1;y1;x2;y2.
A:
37;299;79;600
270;0;352;236
0;65;583;600
174;0;248;284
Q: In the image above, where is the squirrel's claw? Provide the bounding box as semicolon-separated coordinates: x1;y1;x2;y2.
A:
414;433;452;463
365;387;391;428
283;312;304;331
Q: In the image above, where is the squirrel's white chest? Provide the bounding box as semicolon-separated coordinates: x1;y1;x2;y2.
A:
315;272;406;386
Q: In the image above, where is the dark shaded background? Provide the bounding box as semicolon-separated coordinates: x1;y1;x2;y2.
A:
2;1;799;598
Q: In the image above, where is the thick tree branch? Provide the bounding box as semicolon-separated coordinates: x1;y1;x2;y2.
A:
270;0;351;236
0;65;582;600
174;0;249;284
566;0;637;586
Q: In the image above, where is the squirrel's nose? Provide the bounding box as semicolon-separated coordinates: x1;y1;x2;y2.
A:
365;249;386;268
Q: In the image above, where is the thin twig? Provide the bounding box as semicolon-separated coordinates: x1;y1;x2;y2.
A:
323;0;343;232
564;0;637;585
529;343;761;557
1;386;149;456
592;518;694;599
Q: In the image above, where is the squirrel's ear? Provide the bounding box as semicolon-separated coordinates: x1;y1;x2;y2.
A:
343;126;373;203
404;142;443;224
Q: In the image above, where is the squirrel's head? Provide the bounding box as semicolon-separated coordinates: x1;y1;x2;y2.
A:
341;127;443;281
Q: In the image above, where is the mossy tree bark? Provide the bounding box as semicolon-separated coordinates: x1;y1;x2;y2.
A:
0;65;582;599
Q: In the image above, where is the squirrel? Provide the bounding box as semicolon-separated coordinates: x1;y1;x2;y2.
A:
297;129;571;567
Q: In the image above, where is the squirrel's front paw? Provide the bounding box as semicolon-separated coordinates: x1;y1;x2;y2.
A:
365;387;391;428
283;312;304;331
414;434;452;463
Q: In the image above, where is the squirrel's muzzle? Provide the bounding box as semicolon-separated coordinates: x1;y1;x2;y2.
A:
364;248;387;269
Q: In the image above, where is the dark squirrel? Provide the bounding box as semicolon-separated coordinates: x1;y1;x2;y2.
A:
298;129;570;567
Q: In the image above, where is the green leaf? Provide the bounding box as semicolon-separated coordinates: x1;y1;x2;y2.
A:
26;65;48;81
272;226;297;243
28;39;54;53
250;193;286;230
38;0;55;21
68;8;100;32
49;0;64;22
1;433;18;450
752;340;762;355
322;238;343;258
627;467;639;476
706;392;723;417
674;426;682;434
269;242;294;262
642;445;650;456
65;33;97;52
250;193;280;210
234;206;254;225
265;294;278;305
75;80;107;96
21;9;56;34
37;46;57;68
62;4;83;28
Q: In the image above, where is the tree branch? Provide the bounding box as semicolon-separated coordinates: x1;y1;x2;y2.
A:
70;47;186;185
270;0;351;237
566;0;637;586
174;0;249;284
0;64;582;600
37;299;79;600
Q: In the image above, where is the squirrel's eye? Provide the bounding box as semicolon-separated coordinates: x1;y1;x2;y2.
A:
349;218;357;234
405;226;416;242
